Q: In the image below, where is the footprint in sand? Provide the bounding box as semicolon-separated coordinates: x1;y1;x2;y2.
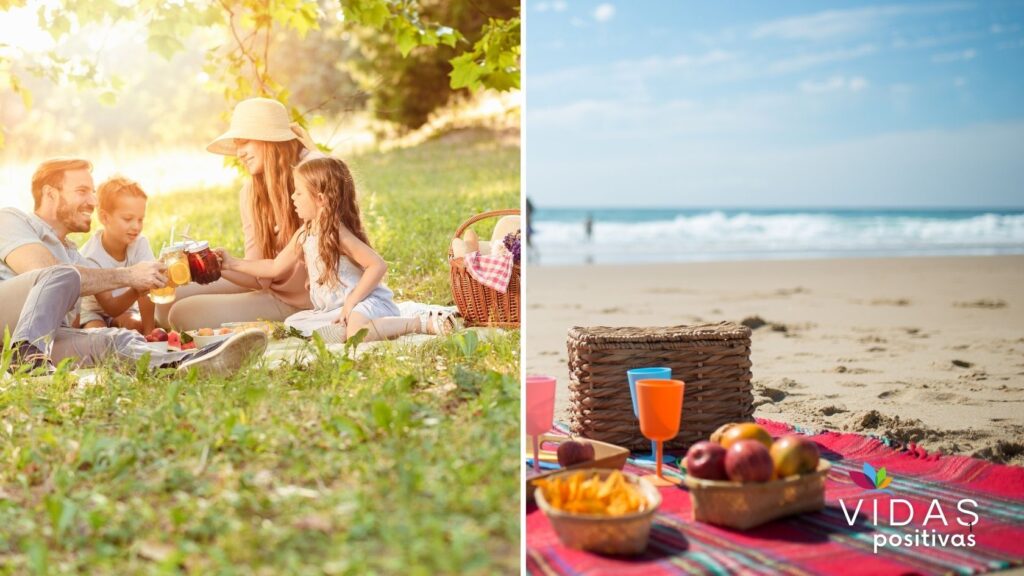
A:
877;389;904;400
953;299;1008;309
820;405;848;416
870;298;911;306
754;386;788;402
832;365;877;374
839;381;867;388
539;350;559;356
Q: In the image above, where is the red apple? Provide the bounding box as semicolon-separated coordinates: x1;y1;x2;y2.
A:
149;328;168;342
557;440;595;467
770;435;821;478
725;440;774;483
685;441;728;480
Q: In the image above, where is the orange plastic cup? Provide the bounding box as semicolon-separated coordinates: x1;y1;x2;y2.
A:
636;379;685;483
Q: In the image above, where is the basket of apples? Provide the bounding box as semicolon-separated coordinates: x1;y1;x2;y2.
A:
682;423;829;530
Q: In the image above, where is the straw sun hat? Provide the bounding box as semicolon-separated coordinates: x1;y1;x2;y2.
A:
207;97;318;156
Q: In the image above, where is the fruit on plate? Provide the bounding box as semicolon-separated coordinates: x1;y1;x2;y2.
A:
725;440;774;483
218;327;233;335
720;423;773;450
557;440;596;467
167;331;181;349
709;423;736;445
770;434;821;478
197;327;214;336
684;441;728;481
145;328;168;343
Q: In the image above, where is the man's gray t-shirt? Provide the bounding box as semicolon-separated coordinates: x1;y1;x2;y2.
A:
0;208;91;281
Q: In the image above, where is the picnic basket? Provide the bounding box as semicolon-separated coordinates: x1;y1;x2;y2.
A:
566;322;754;452
683;460;831;530
448;209;520;328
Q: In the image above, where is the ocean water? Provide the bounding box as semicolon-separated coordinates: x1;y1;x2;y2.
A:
527;208;1024;265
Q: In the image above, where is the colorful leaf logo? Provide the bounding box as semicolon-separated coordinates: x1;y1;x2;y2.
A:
848;463;894;493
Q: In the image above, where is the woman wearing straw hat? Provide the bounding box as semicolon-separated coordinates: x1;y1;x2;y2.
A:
156;98;322;330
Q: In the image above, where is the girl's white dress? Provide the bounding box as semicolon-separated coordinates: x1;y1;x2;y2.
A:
284;232;401;336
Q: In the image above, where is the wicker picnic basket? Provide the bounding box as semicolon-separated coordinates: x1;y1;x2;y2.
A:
448;209;520;328
566;322;754;452
683;460;831;530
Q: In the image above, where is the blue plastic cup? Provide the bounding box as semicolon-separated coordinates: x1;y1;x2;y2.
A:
627;367;676;464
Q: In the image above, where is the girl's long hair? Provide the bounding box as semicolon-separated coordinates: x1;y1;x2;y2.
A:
250;139;304;258
294;157;370;289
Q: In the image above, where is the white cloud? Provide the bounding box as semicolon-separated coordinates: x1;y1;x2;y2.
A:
751;2;973;42
954;76;967;87
931;48;977;62
535;1;566;14
767;44;876;75
593;3;615;22
800;75;869;93
990;23;1020;34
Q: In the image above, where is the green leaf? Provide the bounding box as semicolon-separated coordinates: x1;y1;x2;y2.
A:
438;26;458;47
345;328;368;357
49;13;71;41
449;54;482;90
484;69;519;91
877;467;887;485
395;21;419;57
147;34;184;60
97;91;117;107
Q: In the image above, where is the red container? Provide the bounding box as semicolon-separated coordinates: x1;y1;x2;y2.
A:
186;241;222;284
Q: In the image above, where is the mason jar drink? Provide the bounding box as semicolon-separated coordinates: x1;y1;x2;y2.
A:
148;243;192;304
186;240;222;285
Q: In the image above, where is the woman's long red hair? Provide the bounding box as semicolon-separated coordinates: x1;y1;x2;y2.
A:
250;139;304;257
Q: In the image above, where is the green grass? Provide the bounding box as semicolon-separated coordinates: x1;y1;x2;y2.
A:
1;135;521;574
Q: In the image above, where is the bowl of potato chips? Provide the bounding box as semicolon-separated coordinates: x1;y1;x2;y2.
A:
533;469;661;555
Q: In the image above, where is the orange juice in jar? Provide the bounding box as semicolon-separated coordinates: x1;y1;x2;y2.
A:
148;243;191;304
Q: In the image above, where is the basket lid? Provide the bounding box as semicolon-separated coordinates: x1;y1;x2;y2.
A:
568;322;751;344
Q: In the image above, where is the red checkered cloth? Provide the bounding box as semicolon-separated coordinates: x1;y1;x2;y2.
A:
465;250;514;293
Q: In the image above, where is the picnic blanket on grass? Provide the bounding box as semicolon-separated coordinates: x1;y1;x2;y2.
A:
527;419;1024;576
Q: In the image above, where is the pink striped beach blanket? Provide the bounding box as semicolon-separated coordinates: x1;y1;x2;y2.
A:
527;419;1024;576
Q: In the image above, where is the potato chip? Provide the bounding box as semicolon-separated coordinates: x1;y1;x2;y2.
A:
537;471;647;516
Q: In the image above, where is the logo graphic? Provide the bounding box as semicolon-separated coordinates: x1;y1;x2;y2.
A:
849;463;894;495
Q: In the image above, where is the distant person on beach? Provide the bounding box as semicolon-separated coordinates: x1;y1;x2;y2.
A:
526;197;534;247
0;157;267;375
584;212;594;242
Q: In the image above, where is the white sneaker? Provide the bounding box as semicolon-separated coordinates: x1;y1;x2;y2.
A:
176;328;268;377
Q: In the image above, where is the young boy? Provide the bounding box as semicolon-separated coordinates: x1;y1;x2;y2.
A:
79;176;157;334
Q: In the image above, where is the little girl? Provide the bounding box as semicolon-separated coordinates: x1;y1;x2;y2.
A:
217;156;457;342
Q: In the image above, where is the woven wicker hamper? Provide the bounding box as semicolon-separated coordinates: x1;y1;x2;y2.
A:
566;322;754;452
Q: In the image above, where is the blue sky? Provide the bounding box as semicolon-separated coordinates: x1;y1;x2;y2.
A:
525;1;1024;208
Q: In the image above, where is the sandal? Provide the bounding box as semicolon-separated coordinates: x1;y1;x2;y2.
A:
421;308;463;336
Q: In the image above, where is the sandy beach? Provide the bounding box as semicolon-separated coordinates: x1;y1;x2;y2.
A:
525;255;1024;466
